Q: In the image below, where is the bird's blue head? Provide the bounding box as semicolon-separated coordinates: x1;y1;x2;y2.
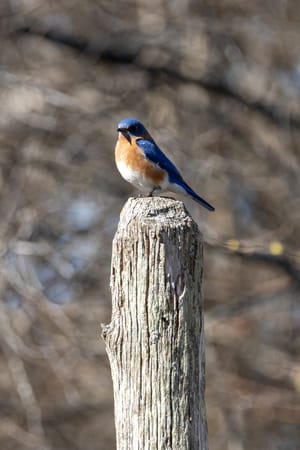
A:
117;118;151;144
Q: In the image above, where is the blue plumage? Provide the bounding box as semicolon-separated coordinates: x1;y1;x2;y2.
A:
136;139;183;183
116;118;215;212
136;138;215;211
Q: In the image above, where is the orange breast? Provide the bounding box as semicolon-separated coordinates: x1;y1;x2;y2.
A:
115;136;165;185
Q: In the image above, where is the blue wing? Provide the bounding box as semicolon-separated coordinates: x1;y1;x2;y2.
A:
136;139;183;183
136;138;215;211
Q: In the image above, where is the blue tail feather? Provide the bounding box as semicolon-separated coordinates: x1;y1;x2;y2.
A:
177;181;215;211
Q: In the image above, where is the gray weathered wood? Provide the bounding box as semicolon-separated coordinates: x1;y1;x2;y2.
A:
102;197;208;450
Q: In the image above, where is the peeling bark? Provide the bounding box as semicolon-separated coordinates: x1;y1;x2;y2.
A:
103;197;208;450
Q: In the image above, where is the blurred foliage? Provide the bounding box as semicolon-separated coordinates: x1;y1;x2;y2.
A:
0;0;299;449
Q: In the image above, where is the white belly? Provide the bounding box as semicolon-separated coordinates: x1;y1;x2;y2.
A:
116;161;168;192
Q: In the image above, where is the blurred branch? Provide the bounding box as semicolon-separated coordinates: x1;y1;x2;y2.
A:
0;419;45;450
13;26;300;129
43;401;112;425
0;307;50;450
207;238;300;286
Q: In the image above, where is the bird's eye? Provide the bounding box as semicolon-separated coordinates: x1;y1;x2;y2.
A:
129;124;137;133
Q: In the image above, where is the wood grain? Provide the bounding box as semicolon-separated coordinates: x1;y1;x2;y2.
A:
103;196;208;450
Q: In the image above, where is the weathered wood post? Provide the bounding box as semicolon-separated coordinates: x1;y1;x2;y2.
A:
102;197;208;450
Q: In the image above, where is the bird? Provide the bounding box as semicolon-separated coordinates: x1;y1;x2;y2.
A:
115;117;215;211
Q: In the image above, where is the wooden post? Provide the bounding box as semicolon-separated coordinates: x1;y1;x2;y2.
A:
102;197;208;450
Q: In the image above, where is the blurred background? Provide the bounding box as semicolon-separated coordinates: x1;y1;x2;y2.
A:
0;1;300;449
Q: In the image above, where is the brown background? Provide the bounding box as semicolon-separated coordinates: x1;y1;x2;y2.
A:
0;1;299;449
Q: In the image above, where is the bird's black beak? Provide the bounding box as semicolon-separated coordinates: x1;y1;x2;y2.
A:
117;127;131;144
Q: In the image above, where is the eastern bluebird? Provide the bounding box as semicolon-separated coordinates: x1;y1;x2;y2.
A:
115;118;215;211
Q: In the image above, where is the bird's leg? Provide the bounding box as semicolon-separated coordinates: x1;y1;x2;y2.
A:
148;187;161;197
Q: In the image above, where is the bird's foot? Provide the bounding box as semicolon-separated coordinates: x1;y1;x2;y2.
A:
148;187;161;197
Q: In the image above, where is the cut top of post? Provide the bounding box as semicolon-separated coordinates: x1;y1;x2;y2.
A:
117;196;201;236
